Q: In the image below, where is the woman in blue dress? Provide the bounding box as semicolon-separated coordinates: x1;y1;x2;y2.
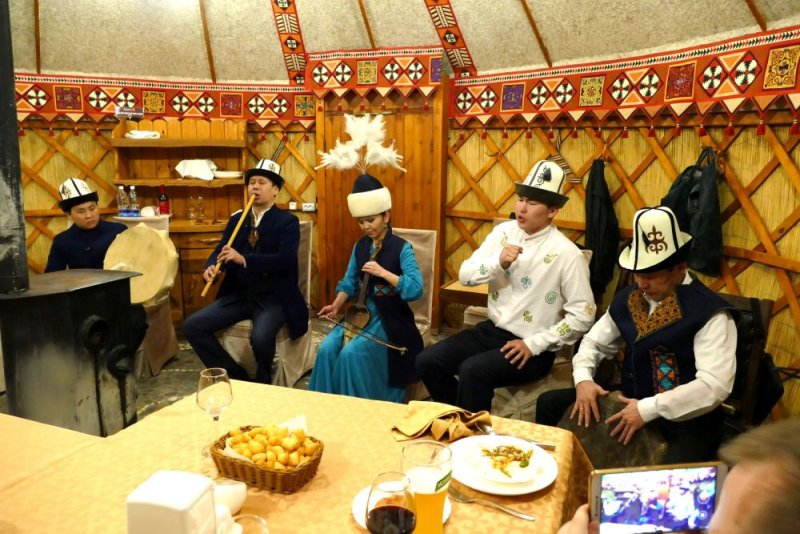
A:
309;174;424;402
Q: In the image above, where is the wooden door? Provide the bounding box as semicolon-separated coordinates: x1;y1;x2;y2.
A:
315;88;448;326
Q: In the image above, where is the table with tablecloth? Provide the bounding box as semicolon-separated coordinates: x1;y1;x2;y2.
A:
0;381;591;534
0;412;102;492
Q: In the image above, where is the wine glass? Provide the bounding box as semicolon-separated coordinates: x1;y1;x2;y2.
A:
365;471;416;534
196;367;232;457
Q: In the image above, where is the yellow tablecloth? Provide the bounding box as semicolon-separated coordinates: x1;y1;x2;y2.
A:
0;413;102;492
0;382;591;533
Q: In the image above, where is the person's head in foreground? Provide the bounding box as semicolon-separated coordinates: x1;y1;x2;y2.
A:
557;417;800;534
708;417;800;533
618;206;692;302
347;173;392;242
59;177;100;230
244;158;284;209
514;160;569;235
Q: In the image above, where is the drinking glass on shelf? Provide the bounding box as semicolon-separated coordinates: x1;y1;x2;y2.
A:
196;367;232;457
365;471;416;534
188;195;197;222
401;441;452;534
196;195;206;224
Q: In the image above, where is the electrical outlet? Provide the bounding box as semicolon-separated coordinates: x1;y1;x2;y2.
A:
288;201;297;210
301;202;316;212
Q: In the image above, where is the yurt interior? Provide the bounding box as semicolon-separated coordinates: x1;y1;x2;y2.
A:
1;1;800;532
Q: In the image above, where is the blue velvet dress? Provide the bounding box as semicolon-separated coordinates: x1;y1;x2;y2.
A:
309;241;423;402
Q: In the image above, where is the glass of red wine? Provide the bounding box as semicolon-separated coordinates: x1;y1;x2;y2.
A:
365;471;417;534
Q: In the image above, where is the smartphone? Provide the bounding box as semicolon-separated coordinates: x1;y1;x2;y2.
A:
589;462;728;533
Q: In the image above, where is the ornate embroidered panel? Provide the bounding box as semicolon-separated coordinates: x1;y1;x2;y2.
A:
14;73;315;127
627;290;684;341
305;46;443;101
450;27;800;127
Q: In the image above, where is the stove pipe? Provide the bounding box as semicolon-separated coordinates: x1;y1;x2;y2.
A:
0;0;29;294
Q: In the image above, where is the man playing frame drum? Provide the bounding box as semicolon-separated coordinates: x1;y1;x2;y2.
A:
537;206;737;463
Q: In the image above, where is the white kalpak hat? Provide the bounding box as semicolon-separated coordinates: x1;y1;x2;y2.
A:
244;158;284;188
347;174;392;218
618;206;693;273
58;177;98;212
515;160;569;208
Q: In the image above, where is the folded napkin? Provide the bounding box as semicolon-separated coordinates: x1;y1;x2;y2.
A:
392;400;492;443
175;159;218;180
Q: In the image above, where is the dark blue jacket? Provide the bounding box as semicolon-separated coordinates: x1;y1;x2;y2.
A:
208;206;308;340
45;219;127;272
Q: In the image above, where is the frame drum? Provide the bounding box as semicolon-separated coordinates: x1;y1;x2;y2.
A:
104;223;179;305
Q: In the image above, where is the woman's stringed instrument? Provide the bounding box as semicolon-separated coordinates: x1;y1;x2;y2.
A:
342;240;382;347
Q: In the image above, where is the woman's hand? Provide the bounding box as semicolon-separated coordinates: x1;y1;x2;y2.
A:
317;304;339;319
361;260;387;278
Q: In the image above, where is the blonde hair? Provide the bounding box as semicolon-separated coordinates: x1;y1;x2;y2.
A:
719;418;800;534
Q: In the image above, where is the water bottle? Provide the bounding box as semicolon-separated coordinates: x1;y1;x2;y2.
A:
128;185;140;216
117;185;130;217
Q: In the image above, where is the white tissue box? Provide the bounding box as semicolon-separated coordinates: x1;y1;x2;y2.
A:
127;471;216;534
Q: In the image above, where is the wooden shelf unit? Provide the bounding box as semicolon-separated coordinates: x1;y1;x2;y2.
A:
111;117;248;322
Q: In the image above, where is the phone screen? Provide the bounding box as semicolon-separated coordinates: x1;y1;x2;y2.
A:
597;465;721;533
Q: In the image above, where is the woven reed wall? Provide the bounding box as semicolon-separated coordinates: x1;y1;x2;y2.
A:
444;122;800;418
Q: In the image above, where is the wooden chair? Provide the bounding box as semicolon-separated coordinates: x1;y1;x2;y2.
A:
717;293;776;427
220;221;314;387
392;227;437;402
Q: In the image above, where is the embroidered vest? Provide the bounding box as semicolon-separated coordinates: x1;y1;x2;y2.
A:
609;279;729;432
354;228;423;387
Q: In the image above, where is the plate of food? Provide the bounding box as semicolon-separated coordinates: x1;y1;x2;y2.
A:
450;435;558;495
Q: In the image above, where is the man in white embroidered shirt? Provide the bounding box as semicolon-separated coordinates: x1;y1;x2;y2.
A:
416;160;595;412
536;206;737;463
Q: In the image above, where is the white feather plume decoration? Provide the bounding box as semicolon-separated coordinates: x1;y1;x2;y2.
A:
315;113;405;173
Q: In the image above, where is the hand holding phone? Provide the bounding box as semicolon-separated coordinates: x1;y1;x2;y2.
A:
589;462;727;533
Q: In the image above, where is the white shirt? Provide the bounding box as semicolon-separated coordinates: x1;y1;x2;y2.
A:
572;274;737;423
459;221;595;354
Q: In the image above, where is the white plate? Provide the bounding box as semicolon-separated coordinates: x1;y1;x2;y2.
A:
450;435;558;496
457;434;539;484
351;485;451;530
214;170;243;179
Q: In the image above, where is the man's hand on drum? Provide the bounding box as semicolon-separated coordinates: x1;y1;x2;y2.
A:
571;380;609;428
499;244;523;270
216;245;245;267
606;394;645;445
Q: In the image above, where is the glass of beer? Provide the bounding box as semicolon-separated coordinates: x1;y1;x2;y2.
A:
402;441;452;534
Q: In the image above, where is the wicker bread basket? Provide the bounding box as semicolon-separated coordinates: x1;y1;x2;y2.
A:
210;425;324;494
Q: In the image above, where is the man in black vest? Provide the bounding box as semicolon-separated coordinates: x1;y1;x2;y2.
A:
183;159;308;384
536;206;737;463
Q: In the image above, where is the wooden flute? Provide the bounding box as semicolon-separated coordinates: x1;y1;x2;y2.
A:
200;194;256;297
